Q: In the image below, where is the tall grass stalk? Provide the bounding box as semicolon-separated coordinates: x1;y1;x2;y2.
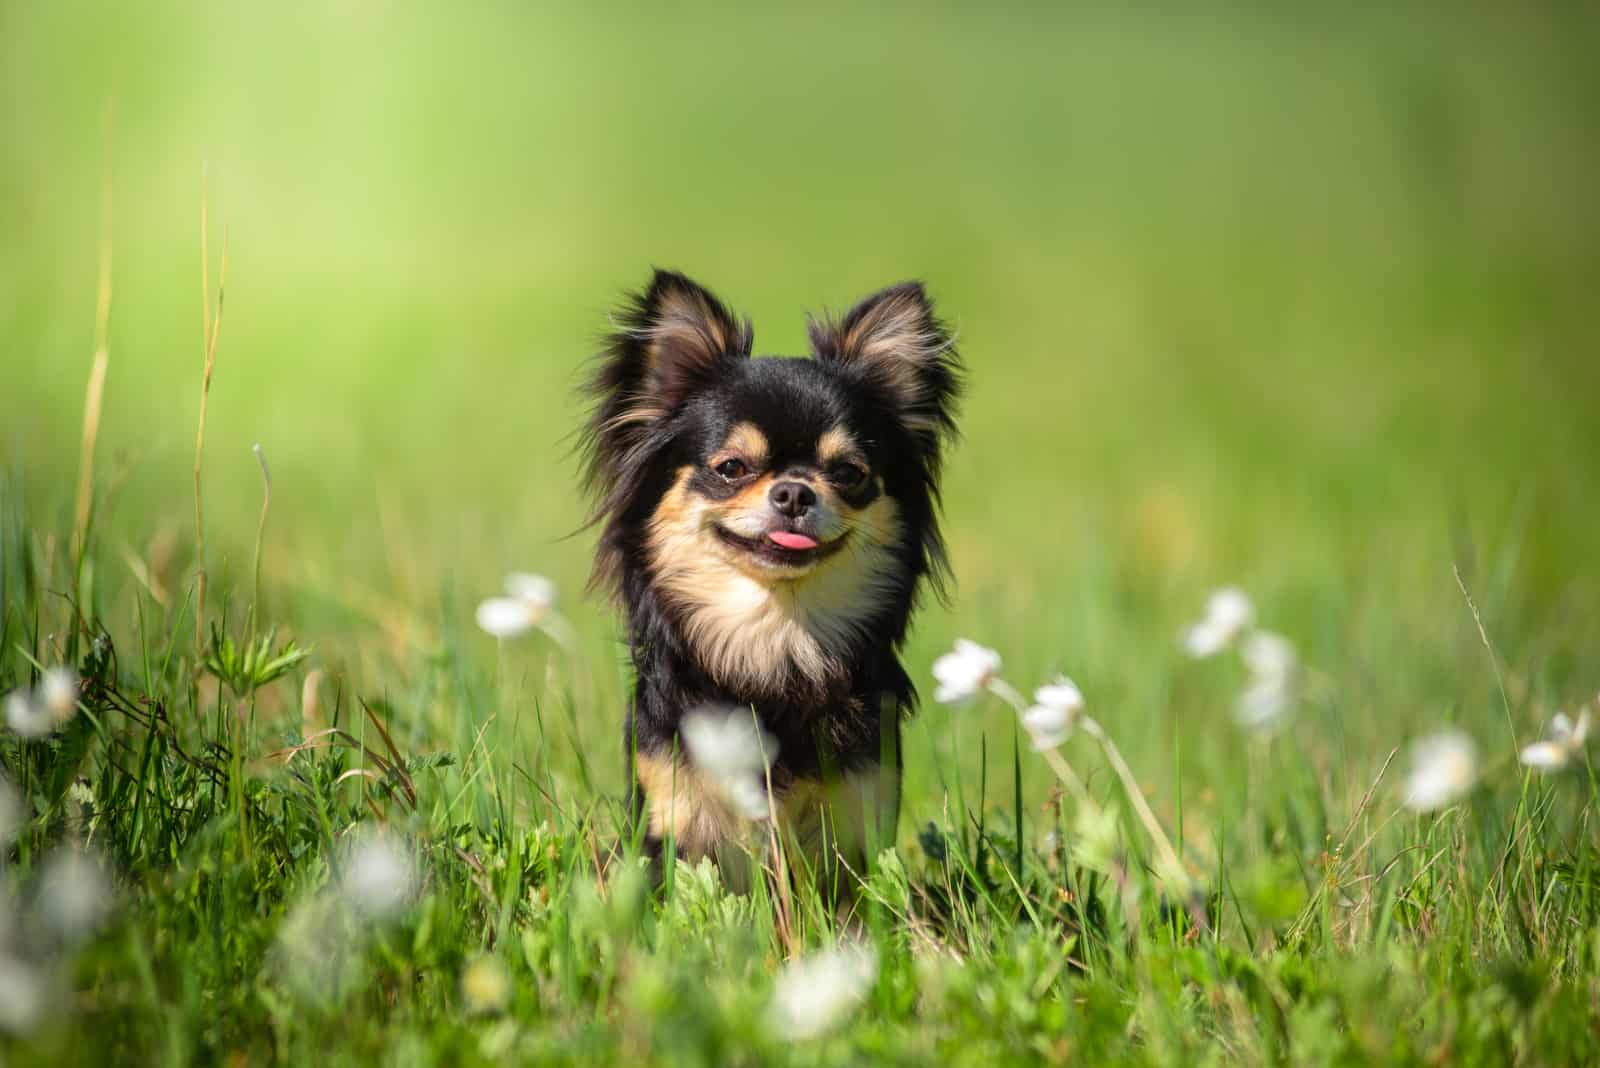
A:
250;443;272;641
193;172;228;650
70;109;115;587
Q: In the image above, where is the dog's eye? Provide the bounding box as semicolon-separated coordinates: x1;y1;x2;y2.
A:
712;458;749;481
831;461;870;490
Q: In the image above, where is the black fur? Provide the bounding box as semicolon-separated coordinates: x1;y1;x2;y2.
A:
579;269;962;848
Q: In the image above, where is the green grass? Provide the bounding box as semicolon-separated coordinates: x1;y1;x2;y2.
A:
4;3;1600;1064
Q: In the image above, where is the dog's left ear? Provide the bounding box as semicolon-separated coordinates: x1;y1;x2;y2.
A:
809;282;962;449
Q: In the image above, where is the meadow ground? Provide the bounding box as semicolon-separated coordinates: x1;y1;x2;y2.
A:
3;4;1600;1065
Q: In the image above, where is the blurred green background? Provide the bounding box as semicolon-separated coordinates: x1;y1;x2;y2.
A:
5;4;1599;817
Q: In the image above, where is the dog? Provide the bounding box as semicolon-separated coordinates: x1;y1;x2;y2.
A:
580;269;961;890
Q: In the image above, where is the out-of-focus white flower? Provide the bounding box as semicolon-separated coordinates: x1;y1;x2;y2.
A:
1402;731;1478;812
1021;677;1084;751
768;944;878;1040
37;849;112;943
504;573;556;618
4;690;50;739
460;956;511;1015
681;708;777;821
477;572;562;641
722;776;773;821
931;640;1001;704
475;597;536;639
1555;709;1590;748
1235;677;1294;732
681;708;776;781
269;894;357;1003
340;830;418;921
1182;587;1254;658
1518;741;1568;771
0;953;45;1034
1234;630;1299;732
38;668;78;725
1241;631;1296;682
1519;709;1592;772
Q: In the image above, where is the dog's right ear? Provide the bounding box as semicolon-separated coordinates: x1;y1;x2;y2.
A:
580;271;751;585
586;270;751;444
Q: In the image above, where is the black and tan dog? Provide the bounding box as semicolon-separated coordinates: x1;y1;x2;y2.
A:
580;269;961;887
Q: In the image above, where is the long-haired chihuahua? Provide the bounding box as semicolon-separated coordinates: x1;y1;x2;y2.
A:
580;269;961;891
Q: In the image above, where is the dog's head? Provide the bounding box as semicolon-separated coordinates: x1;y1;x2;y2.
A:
581;270;961;688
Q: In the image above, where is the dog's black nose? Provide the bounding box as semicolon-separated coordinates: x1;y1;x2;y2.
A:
769;480;817;518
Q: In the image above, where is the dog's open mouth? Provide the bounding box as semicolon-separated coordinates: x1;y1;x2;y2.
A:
713;525;848;567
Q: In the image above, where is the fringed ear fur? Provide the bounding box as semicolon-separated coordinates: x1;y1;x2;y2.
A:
581;270;752;591
807;282;962;449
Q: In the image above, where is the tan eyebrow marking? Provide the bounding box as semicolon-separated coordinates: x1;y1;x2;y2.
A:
817;426;862;466
720;422;769;464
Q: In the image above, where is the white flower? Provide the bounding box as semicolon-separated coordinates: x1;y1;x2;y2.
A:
768;944;879;1040
38;668;78;725
1235;677;1294;732
1402;731;1478;811
504;573;556;619
1241;631;1296;682
723;776;773;821
681;708;776;780
0;953;44;1034
1519;709;1592;772
475;597;536;639
1021;677;1083;750
681;708;777;821
340;830;418;920
477;572;560;639
1234;630;1298;732
4;690;50;739
1555;709;1591;748
931;639;1001;704
1182;587;1254;658
37;849;112;942
1518;741;1569;771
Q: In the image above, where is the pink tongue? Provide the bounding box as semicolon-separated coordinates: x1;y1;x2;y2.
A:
768;530;819;551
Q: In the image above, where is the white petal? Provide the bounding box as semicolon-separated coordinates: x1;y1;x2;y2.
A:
475;597;535;638
1235;678;1292;731
504;572;556;616
37;849;112;941
0;953;44;1034
38;668;78;724
1182;621;1228;659
3;691;50;739
1206;587;1254;633
1021;704;1072;750
681;708;775;782
724;776;772;821
1184;588;1253;656
769;945;878;1040
1241;631;1297;682
1570;709;1591;748
1032;677;1084;714
341;831;418;921
1519;741;1569;771
1402;731;1478;811
930;640;1000;704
